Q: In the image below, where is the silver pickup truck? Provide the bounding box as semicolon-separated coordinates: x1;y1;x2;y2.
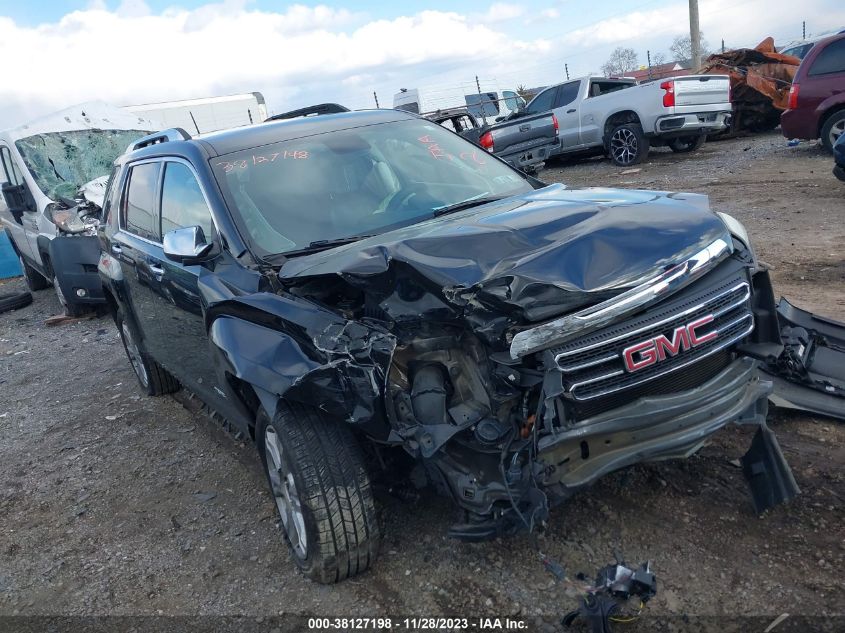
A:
514;75;732;166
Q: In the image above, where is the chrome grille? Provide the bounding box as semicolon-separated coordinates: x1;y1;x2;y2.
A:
551;278;753;401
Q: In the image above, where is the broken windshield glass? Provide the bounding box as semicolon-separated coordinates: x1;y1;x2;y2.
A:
15;129;150;201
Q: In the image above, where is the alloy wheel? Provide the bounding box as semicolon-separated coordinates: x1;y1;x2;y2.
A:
121;321;149;388
829;119;845;149
264;426;308;559
611;128;639;165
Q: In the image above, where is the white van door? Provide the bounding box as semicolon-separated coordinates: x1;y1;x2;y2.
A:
0;144;38;263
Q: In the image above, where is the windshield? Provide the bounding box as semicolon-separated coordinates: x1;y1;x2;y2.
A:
212;118;533;258
15;129;151;201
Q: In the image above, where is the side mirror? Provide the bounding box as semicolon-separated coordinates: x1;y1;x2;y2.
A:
163;226;213;264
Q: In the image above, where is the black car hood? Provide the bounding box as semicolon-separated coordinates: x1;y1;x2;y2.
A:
279;184;731;333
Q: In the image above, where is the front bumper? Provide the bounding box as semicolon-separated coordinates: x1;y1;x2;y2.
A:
501;139;560;172
48;235;106;305
653;111;731;136
537;357;770;495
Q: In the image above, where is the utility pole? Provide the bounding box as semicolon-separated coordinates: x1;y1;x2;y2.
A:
689;0;701;70
802;21;806;40
647;50;652;79
373;91;379;108
565;63;569;80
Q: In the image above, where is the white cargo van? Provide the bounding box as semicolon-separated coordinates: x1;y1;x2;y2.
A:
124;92;268;134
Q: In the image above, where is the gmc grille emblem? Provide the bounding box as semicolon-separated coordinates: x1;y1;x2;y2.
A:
622;315;718;373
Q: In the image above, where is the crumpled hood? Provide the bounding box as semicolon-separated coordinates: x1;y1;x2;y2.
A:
279;184;731;323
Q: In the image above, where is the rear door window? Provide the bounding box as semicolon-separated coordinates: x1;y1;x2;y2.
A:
808;39;845;76
160;162;214;239
525;87;557;114
554;82;580;108
122;162;160;241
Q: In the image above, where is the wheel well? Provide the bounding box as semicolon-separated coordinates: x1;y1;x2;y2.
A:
226;374;261;441
101;286;119;321
819;105;845;136
604;110;642;139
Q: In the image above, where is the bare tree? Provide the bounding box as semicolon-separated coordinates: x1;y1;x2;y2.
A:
670;33;711;66
601;47;639;77
651;51;667;66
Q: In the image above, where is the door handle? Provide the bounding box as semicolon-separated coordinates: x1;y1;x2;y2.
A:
148;263;164;276
111;244;122;255
519;124;531;132
566;109;576;114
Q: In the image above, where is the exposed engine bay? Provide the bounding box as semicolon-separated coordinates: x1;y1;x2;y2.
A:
48;175;108;236
252;187;818;538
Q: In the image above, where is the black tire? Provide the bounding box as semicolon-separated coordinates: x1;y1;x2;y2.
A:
0;291;33;314
607;122;650;166
820;110;845;154
668;134;706;153
257;402;380;583
18;254;50;291
114;307;180;396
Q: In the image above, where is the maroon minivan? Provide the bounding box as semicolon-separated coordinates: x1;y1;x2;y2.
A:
781;33;845;152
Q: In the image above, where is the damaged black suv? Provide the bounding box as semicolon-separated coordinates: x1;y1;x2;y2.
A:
98;110;798;583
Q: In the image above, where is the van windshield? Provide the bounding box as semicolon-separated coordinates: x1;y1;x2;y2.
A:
15;129;150;201
212;118;534;258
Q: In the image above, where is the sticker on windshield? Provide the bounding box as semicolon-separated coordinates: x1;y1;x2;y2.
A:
417;135;446;160
216;150;309;173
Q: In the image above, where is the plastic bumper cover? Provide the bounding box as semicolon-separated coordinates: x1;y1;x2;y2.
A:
538;357;771;492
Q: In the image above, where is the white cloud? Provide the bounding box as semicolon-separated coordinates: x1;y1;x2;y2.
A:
0;4;547;127
478;3;525;23
0;0;837;127
524;6;560;24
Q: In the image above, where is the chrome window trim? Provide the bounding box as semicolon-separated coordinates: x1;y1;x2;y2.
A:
555;281;750;371
118;156;220;247
509;237;733;359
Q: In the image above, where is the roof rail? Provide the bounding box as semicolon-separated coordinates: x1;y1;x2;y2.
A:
265;103;350;122
126;128;192;154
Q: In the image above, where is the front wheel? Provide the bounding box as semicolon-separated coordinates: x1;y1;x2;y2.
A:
18;255;50;291
258;402;380;583
52;275;87;317
668;134;706;153
608;123;649;166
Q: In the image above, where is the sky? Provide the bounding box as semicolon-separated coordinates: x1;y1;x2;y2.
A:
0;0;842;128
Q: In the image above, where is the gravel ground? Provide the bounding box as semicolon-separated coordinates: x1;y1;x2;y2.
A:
0;130;843;630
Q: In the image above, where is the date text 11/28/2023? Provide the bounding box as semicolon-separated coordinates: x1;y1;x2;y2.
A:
307;617;528;630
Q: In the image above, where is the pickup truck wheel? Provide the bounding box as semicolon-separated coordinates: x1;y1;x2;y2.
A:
115;308;180;396
668;134;706;153
608;123;649;166
821;111;845;153
257;403;380;583
18;255;50;291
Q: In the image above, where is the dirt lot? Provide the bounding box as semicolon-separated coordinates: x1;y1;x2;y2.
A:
1;130;843;630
